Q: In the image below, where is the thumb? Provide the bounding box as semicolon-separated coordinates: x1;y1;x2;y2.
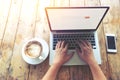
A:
76;48;82;56
66;52;74;61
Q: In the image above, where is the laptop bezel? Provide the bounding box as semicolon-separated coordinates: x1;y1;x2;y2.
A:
45;7;109;32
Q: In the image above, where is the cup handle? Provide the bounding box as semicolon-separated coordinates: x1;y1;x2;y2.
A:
39;56;44;60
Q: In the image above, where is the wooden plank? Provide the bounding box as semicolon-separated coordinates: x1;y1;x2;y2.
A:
54;0;70;7
0;0;12;41
85;0;100;6
57;66;70;80
34;0;50;39
28;58;49;80
69;66;79;80
7;0;38;79
81;66;93;80
0;0;22;79
100;0;120;79
100;0;120;24
70;0;85;6
0;1;12;75
50;0;55;6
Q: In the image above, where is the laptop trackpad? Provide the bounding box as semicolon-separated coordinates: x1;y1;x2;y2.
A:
64;50;86;65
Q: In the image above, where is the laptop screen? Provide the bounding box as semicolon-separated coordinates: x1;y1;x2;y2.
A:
45;7;109;31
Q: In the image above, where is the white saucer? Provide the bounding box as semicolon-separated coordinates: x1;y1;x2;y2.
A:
22;38;49;65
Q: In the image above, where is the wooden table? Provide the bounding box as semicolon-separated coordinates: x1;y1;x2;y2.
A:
0;0;120;80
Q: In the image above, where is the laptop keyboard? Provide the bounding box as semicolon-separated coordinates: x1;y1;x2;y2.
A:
53;32;96;50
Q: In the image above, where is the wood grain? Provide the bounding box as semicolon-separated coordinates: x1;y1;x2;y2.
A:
85;0;100;6
54;0;70;7
7;0;38;79
0;0;22;79
70;0;85;7
0;0;12;40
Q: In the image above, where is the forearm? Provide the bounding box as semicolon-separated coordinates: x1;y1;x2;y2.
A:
42;64;61;80
89;61;106;80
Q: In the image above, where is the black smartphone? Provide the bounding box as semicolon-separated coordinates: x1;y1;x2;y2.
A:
105;34;117;53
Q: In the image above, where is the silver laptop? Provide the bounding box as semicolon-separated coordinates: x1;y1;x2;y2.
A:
45;7;109;65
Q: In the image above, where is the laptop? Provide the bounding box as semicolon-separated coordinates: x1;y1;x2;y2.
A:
45;7;109;65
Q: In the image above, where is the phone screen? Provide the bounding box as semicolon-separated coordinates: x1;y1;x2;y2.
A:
107;36;116;49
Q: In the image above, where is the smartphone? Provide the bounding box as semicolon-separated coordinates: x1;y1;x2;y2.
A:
105;34;117;53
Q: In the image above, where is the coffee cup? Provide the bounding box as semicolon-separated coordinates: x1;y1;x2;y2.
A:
23;39;44;60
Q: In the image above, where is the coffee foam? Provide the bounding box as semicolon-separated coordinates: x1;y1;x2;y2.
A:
25;41;42;58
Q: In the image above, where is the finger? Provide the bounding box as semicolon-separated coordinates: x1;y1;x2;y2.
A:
76;41;82;52
64;43;68;51
61;41;65;48
64;41;68;46
55;41;59;49
56;41;61;48
87;41;92;47
79;40;88;47
66;52;74;61
59;41;63;48
78;42;86;54
77;41;85;49
84;41;93;49
76;48;83;57
84;40;90;46
85;40;92;47
55;42;58;49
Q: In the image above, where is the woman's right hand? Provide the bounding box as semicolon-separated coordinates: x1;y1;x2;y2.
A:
76;40;97;65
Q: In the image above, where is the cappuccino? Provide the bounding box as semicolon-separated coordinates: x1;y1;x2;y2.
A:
25;41;42;58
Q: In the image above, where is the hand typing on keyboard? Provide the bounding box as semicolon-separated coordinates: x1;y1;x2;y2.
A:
76;40;96;65
42;40;106;80
52;41;74;67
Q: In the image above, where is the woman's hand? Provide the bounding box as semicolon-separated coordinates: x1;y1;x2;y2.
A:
76;40;97;65
53;41;74;67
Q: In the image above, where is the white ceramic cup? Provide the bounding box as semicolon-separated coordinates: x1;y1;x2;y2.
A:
22;38;44;60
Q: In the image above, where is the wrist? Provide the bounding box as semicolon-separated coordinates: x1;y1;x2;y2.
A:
88;60;98;66
52;63;62;68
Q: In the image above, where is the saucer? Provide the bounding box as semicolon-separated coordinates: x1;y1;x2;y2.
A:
22;38;49;65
